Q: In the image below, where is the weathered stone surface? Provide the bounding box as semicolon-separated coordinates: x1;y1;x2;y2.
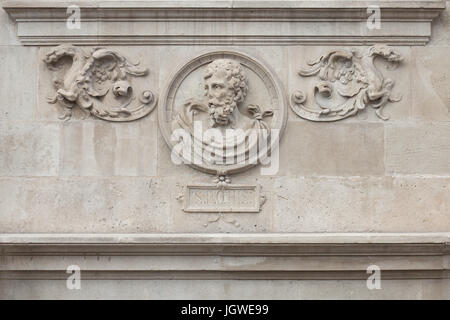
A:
0;46;37;121
429;1;450;46
1;279;449;300
272;176;450;232
0;177;170;233
411;47;450;121
0;9;19;45
385;122;450;175
59;118;158;177
0;122;59;176
278;121;385;176
1;176;447;233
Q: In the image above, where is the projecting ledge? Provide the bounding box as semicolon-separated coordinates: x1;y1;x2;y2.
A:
0;233;449;280
2;0;447;45
1;232;448;255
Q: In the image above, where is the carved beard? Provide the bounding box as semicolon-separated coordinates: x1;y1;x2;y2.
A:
208;96;237;127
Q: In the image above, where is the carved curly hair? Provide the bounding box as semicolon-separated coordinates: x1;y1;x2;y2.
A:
204;59;248;103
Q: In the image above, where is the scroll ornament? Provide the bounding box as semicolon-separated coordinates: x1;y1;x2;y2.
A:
43;44;157;121
290;45;403;121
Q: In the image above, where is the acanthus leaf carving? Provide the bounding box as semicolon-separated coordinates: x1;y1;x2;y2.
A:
290;45;403;122
44;44;157;121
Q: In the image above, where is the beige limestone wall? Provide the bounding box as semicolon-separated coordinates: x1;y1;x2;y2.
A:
1;279;449;300
0;7;449;234
0;0;449;300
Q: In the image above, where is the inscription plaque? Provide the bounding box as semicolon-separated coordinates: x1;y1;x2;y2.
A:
184;184;262;213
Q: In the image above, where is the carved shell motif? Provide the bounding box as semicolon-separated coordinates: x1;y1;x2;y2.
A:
290;44;403;121
43;44;157;121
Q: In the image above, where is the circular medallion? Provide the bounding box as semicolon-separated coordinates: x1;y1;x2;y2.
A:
158;50;287;175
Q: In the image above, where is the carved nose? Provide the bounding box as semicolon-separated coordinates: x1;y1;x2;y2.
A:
112;81;131;97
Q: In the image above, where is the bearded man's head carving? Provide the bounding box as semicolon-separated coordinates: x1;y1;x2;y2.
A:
204;59;248;126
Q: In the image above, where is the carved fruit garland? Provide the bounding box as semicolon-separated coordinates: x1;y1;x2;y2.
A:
44;44;157;121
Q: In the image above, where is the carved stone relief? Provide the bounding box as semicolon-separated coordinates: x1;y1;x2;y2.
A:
158;50;287;214
183;182;264;213
290;45;404;121
43;44;157;121
158;50;288;176
39;44;405;215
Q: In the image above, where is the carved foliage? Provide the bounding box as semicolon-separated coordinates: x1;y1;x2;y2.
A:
290;45;403;121
44;44;157;121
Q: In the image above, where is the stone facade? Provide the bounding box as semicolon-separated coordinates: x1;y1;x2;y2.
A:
0;0;449;299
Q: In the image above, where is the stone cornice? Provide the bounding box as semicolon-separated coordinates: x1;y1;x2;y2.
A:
1;232;448;255
2;0;446;45
1;233;448;280
3;1;445;20
1;232;449;244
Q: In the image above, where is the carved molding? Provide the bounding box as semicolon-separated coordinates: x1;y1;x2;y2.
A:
183;183;264;213
0;233;448;280
2;1;446;46
43;44;157;121
290;45;404;122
